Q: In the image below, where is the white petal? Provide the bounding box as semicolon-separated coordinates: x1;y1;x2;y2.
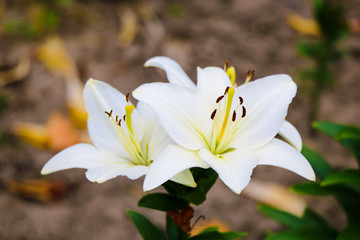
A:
136;101;172;159
143;144;208;191
196;67;232;107
133;83;209;150
41;144;107;174
256;139;315;181
170;169;197;188
86;165;149;183
145;56;196;89
278;120;302;151
198;147;258;194
83;79;143;156
231;74;297;149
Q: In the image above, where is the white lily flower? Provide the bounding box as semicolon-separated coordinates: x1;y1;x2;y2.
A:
41;79;196;188
133;57;315;194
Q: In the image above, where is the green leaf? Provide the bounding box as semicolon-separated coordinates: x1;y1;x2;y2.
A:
266;227;337;240
322;169;360;186
336;223;360;240
312;121;344;138
200;227;219;233
190;230;246;240
301;146;333;179
257;204;306;228
125;209;166;240
164;168;218;205
292;182;339;195
166;215;189;240
138;193;189;211
302;209;333;230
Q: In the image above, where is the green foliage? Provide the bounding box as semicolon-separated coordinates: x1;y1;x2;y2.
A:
166;215;189;240
261;121;360;239
138;193;189;212
163;168;218;205
295;0;349;128
189;230;246;240
126;209;167;240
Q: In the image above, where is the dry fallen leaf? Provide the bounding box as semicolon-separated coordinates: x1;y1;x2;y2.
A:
242;179;306;216
167;206;194;233
286;13;320;37
0;57;31;86
13;122;49;149
5;179;70;202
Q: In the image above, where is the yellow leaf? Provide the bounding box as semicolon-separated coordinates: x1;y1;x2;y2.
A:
13;122;49;149
286;13;320;37
0;57;31;86
117;6;140;47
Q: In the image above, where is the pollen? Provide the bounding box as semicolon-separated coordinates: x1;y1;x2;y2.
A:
211;109;217;120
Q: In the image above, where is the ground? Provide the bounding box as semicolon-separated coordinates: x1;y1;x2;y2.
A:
0;0;359;239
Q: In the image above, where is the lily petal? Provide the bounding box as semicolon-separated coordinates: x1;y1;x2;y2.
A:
133;83;209;150
196;67;232;107
170;169;197;188
41;143;111;174
145;56;196;89
198;147;258;194
143;144;208;191
256;139;315;181
232;74;297;149
278;120;302;151
86;165;149;183
84;79;142;156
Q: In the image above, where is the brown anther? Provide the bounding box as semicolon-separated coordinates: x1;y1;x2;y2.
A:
216;95;224;103
241;106;246;118
123;115;126;121
126;93;130;103
239;96;243;105
118;119;122;126
210;109;217;120
105;109;113;117
224;60;229;69
245;70;255;82
116;115;118;122
224;86;229;95
232;111;237;122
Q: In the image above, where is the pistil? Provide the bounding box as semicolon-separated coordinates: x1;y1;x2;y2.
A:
216;87;235;146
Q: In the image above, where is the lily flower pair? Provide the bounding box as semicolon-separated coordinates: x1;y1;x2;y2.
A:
42;57;315;194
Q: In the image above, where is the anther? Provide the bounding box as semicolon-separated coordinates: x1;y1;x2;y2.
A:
239;96;243;105
116;115;118;122
210;109;217;120
105;109;113;117
216;95;224;103
224;60;229;70
118;119;122;126
224;86;229;95
241;106;246;118
123;115;126;121
245;70;255;83
232;111;237;122
126;93;130;103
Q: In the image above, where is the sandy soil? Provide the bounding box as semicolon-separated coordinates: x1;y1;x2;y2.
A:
1;0;359;239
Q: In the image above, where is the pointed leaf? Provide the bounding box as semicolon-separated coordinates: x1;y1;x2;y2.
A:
190;230;246;240
266;227;337;240
302;208;333;229
292;182;338;196
258;204;306;228
166;215;189;240
321;169;360;186
126;209;166;240
313;121;345;139
164;168;218;205
301;146;333;179
138;193;189;211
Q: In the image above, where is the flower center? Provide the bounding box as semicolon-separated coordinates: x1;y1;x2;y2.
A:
104;100;148;166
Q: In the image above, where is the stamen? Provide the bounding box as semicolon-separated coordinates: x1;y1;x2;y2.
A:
241;106;246;118
224;86;229;95
123;115;126;121
232;111;236;122
116;115;118;122
126;93;130;103
245;70;255;84
125;105;135;134
105;109;113;117
239;96;243;105
210;109;217;120
217;87;235;145
118;119;121;126
226;66;236;85
223;60;229;71
216;95;224;103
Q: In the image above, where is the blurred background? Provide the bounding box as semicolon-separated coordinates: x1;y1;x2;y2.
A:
0;0;359;239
